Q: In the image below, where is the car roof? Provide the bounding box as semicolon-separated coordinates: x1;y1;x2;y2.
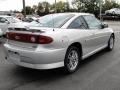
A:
51;13;93;16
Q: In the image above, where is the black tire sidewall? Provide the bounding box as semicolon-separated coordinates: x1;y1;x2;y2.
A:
108;35;114;51
64;46;81;73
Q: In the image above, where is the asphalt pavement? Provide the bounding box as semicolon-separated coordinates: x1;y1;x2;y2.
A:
0;21;120;90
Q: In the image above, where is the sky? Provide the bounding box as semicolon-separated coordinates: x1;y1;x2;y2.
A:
0;0;119;11
0;0;70;11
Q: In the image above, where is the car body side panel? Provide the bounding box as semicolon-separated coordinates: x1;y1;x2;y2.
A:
48;29;103;56
49;28;113;58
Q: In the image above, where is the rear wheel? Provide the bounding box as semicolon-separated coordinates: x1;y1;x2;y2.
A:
64;46;81;74
107;35;115;51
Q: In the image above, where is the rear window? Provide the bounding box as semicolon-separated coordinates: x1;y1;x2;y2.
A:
37;14;74;28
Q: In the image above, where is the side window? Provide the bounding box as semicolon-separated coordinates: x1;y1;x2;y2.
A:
0;17;7;23
83;15;102;29
68;16;88;29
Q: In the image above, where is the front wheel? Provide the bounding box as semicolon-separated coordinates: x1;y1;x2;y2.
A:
107;35;115;51
64;46;81;74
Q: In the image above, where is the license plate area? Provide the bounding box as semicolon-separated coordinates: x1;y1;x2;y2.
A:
8;50;20;61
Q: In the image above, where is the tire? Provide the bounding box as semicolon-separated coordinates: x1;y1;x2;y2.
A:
112;11;115;15
64;46;81;74
107;35;115;51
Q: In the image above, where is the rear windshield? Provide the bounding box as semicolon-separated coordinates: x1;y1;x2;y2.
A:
37;14;74;28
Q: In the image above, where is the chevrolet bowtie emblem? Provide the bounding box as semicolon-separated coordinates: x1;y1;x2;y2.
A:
15;36;20;40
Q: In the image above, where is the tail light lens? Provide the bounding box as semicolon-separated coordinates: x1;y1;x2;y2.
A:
38;35;53;44
6;32;53;44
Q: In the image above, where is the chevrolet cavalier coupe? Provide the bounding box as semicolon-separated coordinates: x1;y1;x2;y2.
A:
4;13;115;73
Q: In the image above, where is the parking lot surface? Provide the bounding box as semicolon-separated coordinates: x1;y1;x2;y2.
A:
0;21;120;90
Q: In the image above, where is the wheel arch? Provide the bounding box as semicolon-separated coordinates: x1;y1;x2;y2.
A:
63;42;83;73
67;42;83;58
111;33;115;39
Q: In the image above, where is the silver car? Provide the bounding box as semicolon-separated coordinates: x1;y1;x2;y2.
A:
105;8;120;15
4;13;115;73
0;16;21;35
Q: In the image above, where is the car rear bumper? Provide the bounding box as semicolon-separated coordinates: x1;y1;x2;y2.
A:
4;44;66;69
5;57;64;69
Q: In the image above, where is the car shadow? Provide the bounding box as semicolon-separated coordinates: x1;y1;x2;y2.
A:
79;49;108;68
12;65;68;85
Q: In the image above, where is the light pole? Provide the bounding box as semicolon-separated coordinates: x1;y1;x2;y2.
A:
23;0;26;17
99;0;102;21
55;0;57;13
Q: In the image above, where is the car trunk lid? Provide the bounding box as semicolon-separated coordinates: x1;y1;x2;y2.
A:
6;27;54;50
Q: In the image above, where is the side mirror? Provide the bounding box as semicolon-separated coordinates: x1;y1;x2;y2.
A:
101;22;108;29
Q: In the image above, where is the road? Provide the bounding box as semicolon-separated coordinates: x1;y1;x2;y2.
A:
0;21;120;90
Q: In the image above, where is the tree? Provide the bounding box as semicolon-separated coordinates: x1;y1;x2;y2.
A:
32;5;38;14
72;0;100;16
42;2;50;14
64;2;70;12
22;6;32;15
37;2;50;16
102;0;120;13
72;0;120;16
37;3;44;16
50;1;70;13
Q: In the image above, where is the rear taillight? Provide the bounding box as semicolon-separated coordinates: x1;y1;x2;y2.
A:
6;32;53;44
38;35;53;44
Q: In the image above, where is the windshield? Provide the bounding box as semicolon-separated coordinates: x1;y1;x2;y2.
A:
6;17;21;23
37;14;74;28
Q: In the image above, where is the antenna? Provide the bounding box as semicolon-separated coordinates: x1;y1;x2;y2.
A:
52;14;55;31
52;0;57;31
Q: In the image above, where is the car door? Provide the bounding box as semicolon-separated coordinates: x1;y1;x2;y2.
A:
0;17;9;34
67;16;97;57
83;15;109;54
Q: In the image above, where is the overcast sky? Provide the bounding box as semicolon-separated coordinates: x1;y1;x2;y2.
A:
0;0;119;11
0;0;70;11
